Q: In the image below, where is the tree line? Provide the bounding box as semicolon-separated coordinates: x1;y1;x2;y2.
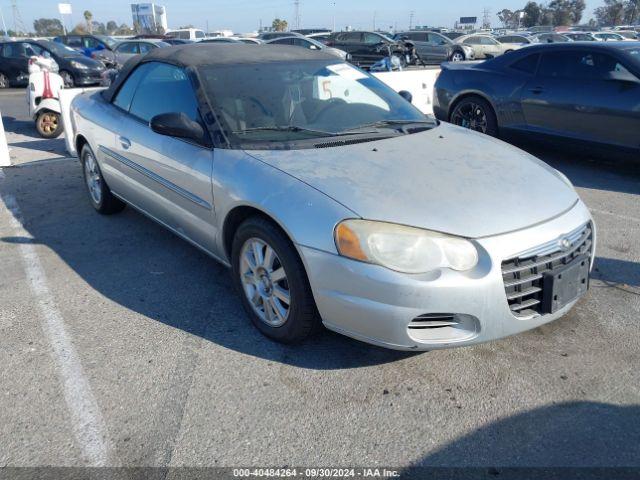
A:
7;0;639;38
498;0;639;28
31;17;135;37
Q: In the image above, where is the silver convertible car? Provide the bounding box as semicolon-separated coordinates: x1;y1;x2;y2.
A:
71;44;595;350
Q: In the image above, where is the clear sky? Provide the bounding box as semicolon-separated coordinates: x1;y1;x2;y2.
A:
2;0;603;34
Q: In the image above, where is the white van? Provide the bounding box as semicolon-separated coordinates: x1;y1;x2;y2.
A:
166;28;206;41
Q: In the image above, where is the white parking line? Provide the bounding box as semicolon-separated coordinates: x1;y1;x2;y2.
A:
0;185;110;466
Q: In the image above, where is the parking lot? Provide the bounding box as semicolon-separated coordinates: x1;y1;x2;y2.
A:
0;86;639;470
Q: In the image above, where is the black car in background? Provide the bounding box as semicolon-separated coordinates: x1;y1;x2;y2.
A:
326;31;405;68
394;31;475;63
433;42;640;154
0;40;105;88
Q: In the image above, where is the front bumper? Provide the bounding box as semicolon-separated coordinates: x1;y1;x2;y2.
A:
301;201;594;351
74;71;104;86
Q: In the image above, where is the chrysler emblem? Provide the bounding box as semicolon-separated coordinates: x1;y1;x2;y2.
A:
559;237;572;250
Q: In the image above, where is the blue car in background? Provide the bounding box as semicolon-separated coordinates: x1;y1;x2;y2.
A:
53;34;117;58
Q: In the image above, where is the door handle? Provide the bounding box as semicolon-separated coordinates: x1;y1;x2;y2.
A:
529;87;544;95
118;136;131;149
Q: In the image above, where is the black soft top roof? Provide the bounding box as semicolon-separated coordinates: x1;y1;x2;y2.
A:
102;43;337;102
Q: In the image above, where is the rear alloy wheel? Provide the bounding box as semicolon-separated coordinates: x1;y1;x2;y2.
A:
60;70;74;87
35;110;63;138
450;96;498;137
450;51;465;62
0;73;9;88
232;217;321;344
81;144;126;214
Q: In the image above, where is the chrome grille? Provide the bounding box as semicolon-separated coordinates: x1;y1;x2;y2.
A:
501;223;593;318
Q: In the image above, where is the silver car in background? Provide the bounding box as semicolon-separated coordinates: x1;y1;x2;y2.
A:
94;38;170;67
71;44;595;351
266;35;349;60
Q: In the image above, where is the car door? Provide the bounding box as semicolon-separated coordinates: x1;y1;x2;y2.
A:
114;42;140;64
291;38;321;51
336;32;365;59
138;42;158;55
402;32;431;61
426;33;450;62
0;43;29;84
521;49;640;149
479;36;502;57
104;61;217;251
360;32;388;65
65;35;84;53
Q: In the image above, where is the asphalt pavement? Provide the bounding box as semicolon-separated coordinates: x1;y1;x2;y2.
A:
1;88;639;471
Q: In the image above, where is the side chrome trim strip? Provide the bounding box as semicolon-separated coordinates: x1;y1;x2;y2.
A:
98;145;212;210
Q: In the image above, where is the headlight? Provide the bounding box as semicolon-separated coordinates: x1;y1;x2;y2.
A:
70;60;89;70
335;220;478;274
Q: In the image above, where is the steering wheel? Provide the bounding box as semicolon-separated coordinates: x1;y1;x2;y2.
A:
310;98;347;124
248;96;271;117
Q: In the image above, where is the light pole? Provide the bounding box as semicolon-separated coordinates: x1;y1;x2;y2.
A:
332;1;336;32
0;7;7;36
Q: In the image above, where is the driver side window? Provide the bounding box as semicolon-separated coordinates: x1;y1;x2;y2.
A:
363;33;383;45
128;62;200;124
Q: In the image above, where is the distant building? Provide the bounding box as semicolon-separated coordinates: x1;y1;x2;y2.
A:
131;3;168;34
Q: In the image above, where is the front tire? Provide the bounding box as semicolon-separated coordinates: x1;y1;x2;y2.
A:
450;51;465;62
60;70;74;87
450;96;499;137
81;144;126;214
231;216;321;344
35;110;63;138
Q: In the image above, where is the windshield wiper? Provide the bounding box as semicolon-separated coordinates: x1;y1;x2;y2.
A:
343;119;436;132
233;125;382;138
233;125;334;136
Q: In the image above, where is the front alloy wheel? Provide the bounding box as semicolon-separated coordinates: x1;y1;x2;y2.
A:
231;216;321;344
450;51;465;62
240;238;291;327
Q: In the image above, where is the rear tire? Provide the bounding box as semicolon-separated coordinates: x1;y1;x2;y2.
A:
81;144;126;215
35;110;63;138
450;96;499;137
0;73;9;88
231;216;321;344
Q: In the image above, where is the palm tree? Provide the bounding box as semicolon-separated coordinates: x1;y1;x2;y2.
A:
272;18;288;32
84;10;93;33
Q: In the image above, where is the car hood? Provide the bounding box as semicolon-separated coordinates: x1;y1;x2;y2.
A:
245;123;579;238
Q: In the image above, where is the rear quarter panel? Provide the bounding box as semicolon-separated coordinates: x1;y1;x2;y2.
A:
71;91;120;164
434;64;530;129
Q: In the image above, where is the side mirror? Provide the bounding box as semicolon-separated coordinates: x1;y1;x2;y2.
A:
150;112;207;145
398;90;413;103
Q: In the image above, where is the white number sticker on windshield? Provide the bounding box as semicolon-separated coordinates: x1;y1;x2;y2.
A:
326;63;368;81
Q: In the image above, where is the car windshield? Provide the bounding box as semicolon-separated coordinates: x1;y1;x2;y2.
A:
95;35;117;49
40;40;81;57
198;60;433;147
